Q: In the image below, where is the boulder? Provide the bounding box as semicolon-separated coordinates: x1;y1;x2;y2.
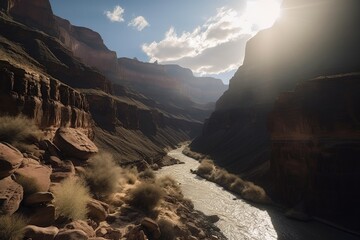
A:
0;142;23;179
141;217;161;239
0;176;23;214
87;199;108;222
95;227;121;240
65;220;95;238
55;229;88;240
28;204;56;227
24;192;54;206
54;128;98;160
15;162;51;193
24;225;59;240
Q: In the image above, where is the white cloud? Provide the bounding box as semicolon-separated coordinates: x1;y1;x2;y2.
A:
105;5;125;22
142;7;255;75
128;16;149;31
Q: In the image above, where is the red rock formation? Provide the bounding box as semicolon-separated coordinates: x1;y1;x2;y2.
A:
55;16;118;75
269;73;360;228
0;62;93;136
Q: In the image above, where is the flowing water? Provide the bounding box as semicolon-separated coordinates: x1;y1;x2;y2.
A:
157;146;359;240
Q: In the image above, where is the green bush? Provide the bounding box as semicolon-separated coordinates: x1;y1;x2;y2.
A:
196;159;214;176
127;183;163;212
0;115;43;146
53;177;91;220
0;214;27;240
85;152;121;196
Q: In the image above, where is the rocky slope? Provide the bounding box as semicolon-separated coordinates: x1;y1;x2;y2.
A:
191;0;360;228
0;0;207;163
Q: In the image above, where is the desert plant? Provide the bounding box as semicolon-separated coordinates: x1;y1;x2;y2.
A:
158;218;176;240
0;115;43;146
120;167;138;185
241;182;269;203
15;175;42;195
0;214;27;240
53;177;91;220
138;168;156;180
156;176;180;191
196;159;214;176
85;152;121;196
127;183;164;212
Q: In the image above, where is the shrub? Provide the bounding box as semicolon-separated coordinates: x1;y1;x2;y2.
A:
158;218;176;240
156;176;180;191
196;159;214;176
138;168;155;180
0;115;43;146
127;183;163;212
241;182;269;203
15;175;42;195
0;214;27;240
85;152;121;196
120;167;138;185
53;177;91;220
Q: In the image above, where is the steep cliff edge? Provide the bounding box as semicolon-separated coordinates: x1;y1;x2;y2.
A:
191;0;360;174
269;73;360;230
0;0;203;163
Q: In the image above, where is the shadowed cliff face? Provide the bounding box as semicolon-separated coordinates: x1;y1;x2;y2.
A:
192;0;360;171
269;73;360;229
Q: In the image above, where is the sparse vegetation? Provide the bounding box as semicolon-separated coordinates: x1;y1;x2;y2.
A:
127;182;164;212
0;115;43;149
195;159;270;204
138;168;156;180
196;159;214;176
85;152;121;196
156;175;182;199
15;175;41;195
120;167;138;185
158;218;176;240
53;177;91;220
0;214;27;240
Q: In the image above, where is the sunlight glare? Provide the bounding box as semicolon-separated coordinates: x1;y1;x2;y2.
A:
244;0;281;30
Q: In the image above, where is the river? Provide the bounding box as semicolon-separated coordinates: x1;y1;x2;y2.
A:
157;146;359;240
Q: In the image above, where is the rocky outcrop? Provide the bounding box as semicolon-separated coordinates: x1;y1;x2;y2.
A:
2;0;59;37
55;16;118;75
269;73;360;226
0;142;23;178
0;176;23;214
192;0;360;176
24;225;59;240
53;127;98;160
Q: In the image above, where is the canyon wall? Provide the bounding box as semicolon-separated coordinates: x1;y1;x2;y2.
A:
269;73;360;228
191;0;360;226
191;0;360;173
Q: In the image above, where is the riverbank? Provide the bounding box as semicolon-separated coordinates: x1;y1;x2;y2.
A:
159;145;360;240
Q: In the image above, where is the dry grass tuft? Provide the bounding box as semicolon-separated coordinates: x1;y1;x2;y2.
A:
85;152;121;196
0;214;27;240
138;168;156;181
127;182;164;212
196;159;214;176
53;177;91;220
0;115;43;148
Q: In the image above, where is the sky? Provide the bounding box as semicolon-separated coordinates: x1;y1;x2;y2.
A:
50;0;282;84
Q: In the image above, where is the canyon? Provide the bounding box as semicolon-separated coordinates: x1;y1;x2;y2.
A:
191;0;360;230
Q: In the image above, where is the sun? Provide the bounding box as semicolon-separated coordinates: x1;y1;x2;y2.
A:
243;0;282;30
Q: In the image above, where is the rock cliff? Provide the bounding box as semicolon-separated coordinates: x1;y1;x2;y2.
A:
0;0;204;163
269;73;360;229
191;0;360;174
